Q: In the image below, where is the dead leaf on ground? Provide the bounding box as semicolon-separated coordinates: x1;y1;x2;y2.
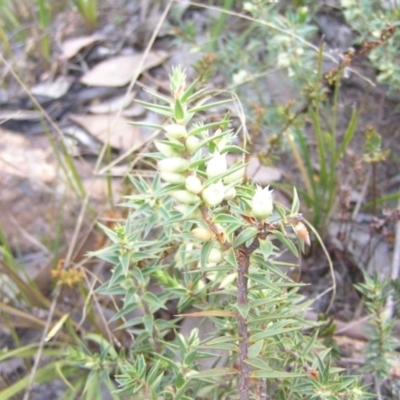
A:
61;34;104;60
0;130;56;183
89;93;135;114
31;76;72;99
68;114;143;151
80;51;169;87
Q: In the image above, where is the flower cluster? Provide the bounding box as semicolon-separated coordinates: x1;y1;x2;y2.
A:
158;133;246;206
153;68;279;270
156;69;247;213
157;70;274;224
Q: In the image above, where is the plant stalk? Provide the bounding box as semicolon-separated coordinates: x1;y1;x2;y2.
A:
237;249;250;399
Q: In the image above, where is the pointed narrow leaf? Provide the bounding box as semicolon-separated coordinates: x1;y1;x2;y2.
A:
176;310;236;318
200;240;215;269
336;106;357;164
174;99;185;122
213;213;244;225
142;292;168;311
119;253;130;276
189;99;232;114
97;222;119;243
248;340;263;359
250;370;304;378
252;324;301;341
271;230;299;258
180;78;199;103
188;367;237;379
224;247;238;268
245;357;272;371
290;186;300;215
233;227;258;248
258;238;273;261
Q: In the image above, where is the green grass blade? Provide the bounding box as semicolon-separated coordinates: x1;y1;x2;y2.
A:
310;109;328;186
37;0;51;60
335;106;357;166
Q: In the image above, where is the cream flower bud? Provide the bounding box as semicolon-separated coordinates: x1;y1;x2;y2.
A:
171;190;201;204
160;172;186;184
208;247;224;263
185;175;202;194
223;165;245;184
191;227;216;241
185;136;200;154
164;124;188;139
158;157;189;173
202;181;225;207
224;187;236;200
251;185;274;220
154;141;180;157
206;151;227;179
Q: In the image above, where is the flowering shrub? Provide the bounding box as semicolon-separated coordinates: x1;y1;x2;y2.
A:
83;67;369;399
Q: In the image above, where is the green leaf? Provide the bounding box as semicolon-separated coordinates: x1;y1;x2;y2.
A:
248;274;281;293
336;106;357;165
302;330;319;357
203;342;237;351
220;145;248;154
188;98;232;114
97;222;119;243
250;370;305;378
258;238;273;261
310;109;328;185
127;120;165;130
271;230;299;258
88;245;119;264
147;361;161;385
180;78;199;103
119;253;130;276
245;357;273;371
219;111;230;131
248;340;263;359
290;186;300;215
224;247;238;268
177;310;236;318
233;227;258;248
251;320;302;341
212;213;244;225
187;121;222;138
158;211;184;226
143;88;171;103
142;292;168;311
153;183;184;197
205;336;238;346
188;367;237;379
174;98;185;122
143;314;154;333
232;303;250;318
156;139;186;152
200;240;215;269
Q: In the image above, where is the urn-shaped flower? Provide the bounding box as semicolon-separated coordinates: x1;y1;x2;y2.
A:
251;185;274;220
202;181;225;207
206;151;227;179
